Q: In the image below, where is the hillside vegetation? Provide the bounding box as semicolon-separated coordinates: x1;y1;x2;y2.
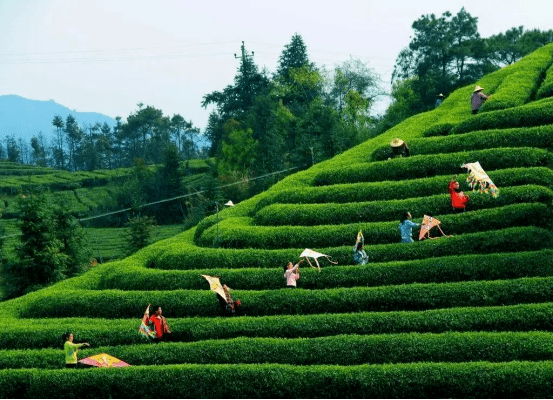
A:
2;43;553;398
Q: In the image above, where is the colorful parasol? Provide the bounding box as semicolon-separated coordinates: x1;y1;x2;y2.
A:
299;248;338;272
419;215;451;240
461;161;499;198
138;304;156;339
78;353;131;368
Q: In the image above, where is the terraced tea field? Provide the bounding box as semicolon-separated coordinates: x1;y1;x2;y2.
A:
2;44;553;398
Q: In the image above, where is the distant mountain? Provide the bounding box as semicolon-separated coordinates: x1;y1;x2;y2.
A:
0;95;117;143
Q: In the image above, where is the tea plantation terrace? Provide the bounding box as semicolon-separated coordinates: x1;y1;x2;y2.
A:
1;43;553;398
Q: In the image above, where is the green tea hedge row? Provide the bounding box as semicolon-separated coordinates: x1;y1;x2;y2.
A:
2;302;553;349
480;50;553;112
3;361;553;399
0;169;132;194
314;148;550;186
480;45;553;112
5;331;553;370
421;122;454;137
18;276;553;319
155;226;553;270
450;97;553;134
251;167;553;213
100;250;553;291
253;186;553;226
373;124;553;159
200;204;551;249
0;168;52;176
537;61;553;99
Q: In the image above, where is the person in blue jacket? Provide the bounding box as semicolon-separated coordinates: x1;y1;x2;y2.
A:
399;211;419;243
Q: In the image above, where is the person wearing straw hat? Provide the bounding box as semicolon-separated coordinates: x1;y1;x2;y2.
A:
390;138;410;158
435;93;445;108
471;86;490;114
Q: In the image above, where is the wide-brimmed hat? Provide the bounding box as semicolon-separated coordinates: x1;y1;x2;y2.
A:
390;138;404;147
437;93;444;97
473;85;484;92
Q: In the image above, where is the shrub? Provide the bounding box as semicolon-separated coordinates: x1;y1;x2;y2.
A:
153;226;553;270
373;124;553;160
314;148;550;186
4;331;553;370
19;276;553;319
254;186;553;226
480;45;553;112
100;250;553;291
202;204;551;249
2;302;553;349
450;97;553;134
537;61;553;99
421;122;454;137
4;361;553;399
251;168;553;213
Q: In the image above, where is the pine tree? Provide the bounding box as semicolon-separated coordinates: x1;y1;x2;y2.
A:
276;33;311;81
2;194;68;297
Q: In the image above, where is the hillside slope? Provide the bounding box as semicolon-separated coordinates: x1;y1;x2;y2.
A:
2;43;553;398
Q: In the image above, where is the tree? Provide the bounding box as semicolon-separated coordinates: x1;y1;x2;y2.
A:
52;115;65;169
487;26;553;67
5;136;20;163
392;8;482;106
220;128;258;175
148;144;185;223
375;78;424;134
53;206;90;277
64;115;82;171
112;116;125;168
324;58;380;112
202;43;270;120
171;114;186;155
98;122;113;169
31;136;47;166
450;7;480;85
124;215;156;255
2;194;68;297
123;105;164;162
276;33;312;81
204;111;225;157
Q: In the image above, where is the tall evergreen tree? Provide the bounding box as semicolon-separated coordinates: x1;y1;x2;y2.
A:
202;43;269;119
53;206;90;277
276;33;311;80
2;194;68;297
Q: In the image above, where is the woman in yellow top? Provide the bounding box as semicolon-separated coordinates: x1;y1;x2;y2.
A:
63;332;89;368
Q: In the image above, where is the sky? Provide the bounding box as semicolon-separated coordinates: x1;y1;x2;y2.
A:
0;0;551;132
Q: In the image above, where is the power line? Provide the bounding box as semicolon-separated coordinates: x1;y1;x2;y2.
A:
0;52;233;65
0;164;302;240
0;41;239;57
80;164;300;222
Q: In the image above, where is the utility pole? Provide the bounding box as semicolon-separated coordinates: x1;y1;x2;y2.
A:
234;41;254;62
234;41;255;74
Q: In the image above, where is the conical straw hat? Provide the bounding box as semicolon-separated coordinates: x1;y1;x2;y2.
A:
473;85;484;92
390;138;404;147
